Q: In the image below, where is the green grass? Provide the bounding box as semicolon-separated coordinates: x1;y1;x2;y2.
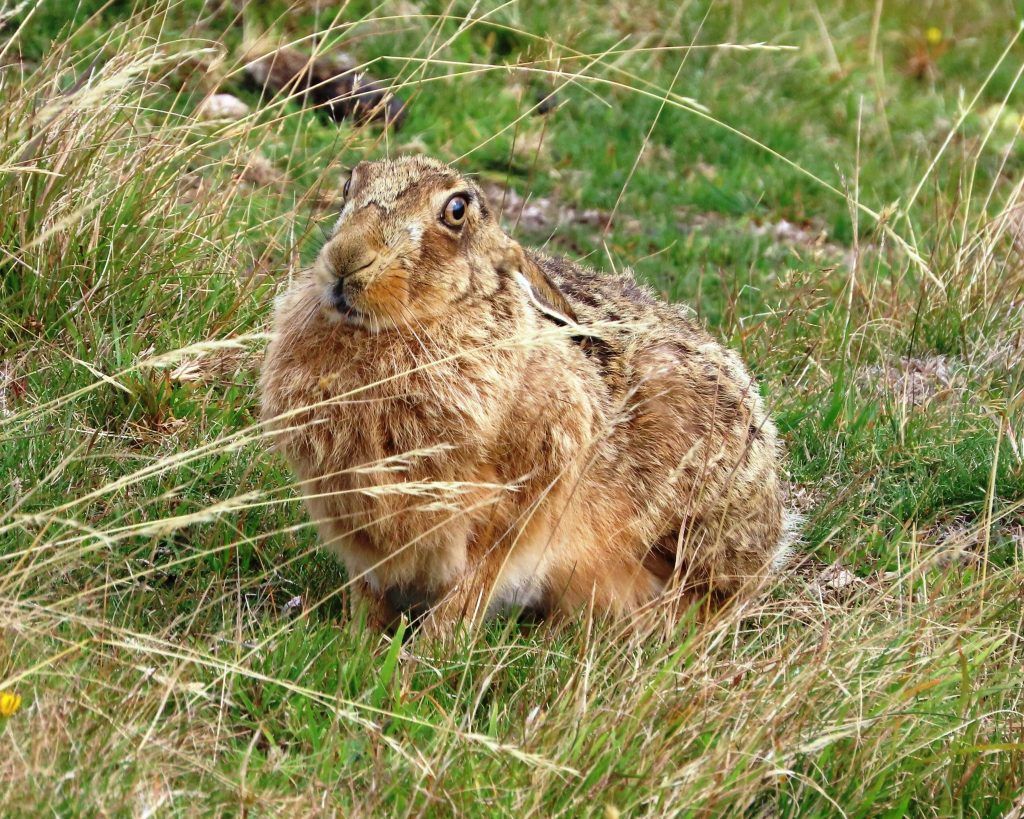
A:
2;0;1023;814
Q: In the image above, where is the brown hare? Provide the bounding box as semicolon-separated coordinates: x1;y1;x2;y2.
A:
260;155;794;637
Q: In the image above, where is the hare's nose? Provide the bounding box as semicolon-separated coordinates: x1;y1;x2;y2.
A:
339;255;376;280
329;243;378;280
329;279;352;312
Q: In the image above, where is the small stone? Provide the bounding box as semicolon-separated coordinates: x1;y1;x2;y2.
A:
815;564;861;593
196;93;250;121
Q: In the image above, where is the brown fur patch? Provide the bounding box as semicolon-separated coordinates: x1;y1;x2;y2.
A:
359;266;411;320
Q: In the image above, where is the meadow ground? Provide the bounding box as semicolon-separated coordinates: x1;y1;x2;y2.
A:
1;0;1023;814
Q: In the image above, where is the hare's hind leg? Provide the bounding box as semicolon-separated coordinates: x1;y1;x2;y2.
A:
661;489;785;607
632;347;786;608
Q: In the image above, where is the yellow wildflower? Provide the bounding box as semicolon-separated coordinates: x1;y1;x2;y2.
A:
926;27;943;46
0;690;22;717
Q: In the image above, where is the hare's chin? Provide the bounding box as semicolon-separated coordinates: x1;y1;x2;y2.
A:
319;298;374;330
318;289;413;332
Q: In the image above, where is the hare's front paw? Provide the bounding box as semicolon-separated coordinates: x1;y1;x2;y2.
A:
351;579;400;632
414;609;458;647
414;583;491;646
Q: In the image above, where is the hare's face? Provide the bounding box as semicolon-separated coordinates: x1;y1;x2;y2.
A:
313;156;506;331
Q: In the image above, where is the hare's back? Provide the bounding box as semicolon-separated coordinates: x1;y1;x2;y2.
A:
528;250;707;346
529;249;767;430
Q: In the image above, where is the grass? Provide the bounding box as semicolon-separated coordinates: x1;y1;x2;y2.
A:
1;0;1023;814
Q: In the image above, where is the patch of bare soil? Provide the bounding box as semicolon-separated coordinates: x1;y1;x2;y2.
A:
783;480;827;520
170;347;262;386
0;361;20;418
479;181;641;235
676;208;856;268
777;549;873;604
177;151;290;207
920;517;1024;567
966;326;1024;376
858;355;959;407
919;518;985;567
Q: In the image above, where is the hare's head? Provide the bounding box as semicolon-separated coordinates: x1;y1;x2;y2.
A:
312;156;575;331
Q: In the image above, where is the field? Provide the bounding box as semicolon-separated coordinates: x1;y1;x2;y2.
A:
2;0;1023;814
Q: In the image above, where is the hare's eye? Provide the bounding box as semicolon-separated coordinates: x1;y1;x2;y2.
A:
342;177;352;199
442;194;469;228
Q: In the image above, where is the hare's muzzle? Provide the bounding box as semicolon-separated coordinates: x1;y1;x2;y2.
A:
321;248;378;314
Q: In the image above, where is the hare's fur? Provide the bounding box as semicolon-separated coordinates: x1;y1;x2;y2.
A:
261;156;790;633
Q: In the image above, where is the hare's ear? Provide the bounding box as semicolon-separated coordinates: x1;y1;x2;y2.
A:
506;247;579;327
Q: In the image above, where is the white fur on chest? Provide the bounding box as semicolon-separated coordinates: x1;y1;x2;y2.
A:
488;525;562;612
